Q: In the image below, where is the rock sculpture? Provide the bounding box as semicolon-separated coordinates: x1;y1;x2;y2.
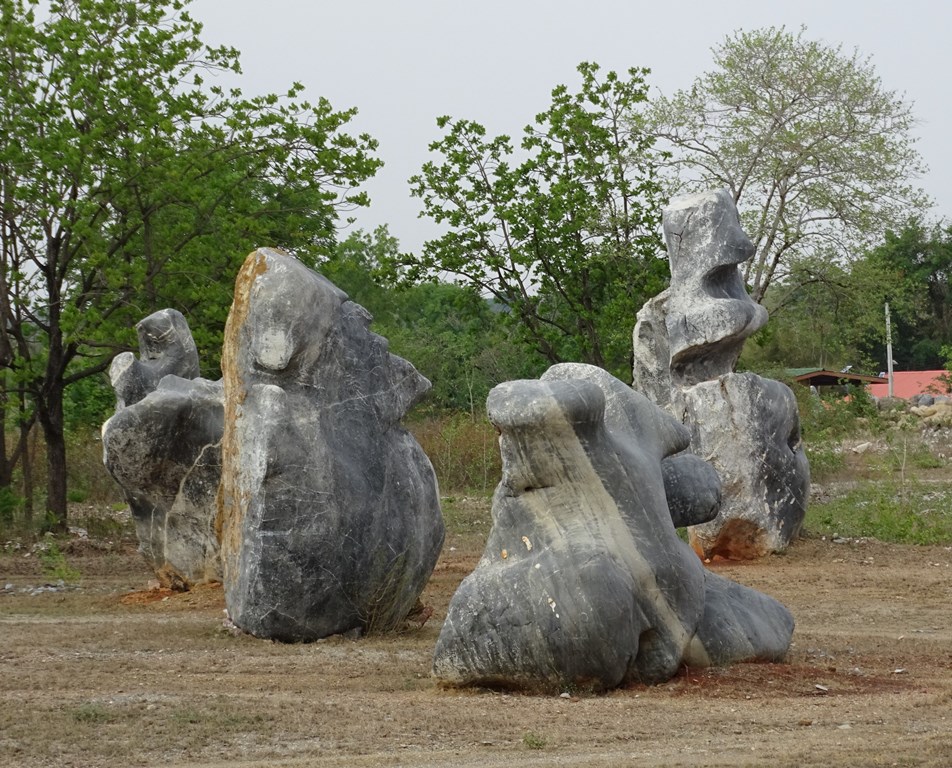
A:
632;190;810;559
108;309;200;408
218;248;444;642
102;312;223;589
432;362;794;693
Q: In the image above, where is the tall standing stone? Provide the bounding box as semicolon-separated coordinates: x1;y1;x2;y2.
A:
218;248;444;641
632;190;809;559
102;311;222;589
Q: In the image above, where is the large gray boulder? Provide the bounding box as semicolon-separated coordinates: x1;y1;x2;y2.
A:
102;376;223;588
432;363;794;693
218;248;444;641
632;190;809;558
682;374;809;559
102;311;222;589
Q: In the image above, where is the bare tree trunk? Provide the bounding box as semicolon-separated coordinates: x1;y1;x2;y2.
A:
39;387;68;532
0;384;9;489
21;417;33;524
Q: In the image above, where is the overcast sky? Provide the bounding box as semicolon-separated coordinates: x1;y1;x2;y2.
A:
189;0;951;255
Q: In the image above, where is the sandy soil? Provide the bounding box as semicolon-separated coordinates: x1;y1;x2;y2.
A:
1;518;950;768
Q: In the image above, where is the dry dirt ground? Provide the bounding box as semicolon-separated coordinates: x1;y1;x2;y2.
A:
1;504;951;768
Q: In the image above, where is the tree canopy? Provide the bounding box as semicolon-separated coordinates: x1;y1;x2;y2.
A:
651;26;928;304
393;62;668;379
0;0;381;527
323;227;544;415
742;222;952;375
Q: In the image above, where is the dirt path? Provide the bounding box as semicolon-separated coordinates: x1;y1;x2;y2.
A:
1;534;950;767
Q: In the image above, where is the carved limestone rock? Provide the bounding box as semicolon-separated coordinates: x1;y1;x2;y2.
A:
680;373;810;560
432;363;794;692
218;248;444;642
632;190;809;558
102;312;222;589
662;190;768;387
109;309;200;408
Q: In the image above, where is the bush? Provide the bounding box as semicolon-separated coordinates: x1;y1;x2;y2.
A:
408;412;500;494
0;485;23;527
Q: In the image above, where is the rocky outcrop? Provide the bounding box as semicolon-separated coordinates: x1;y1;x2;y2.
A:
102;313;222;589
632;190;809;558
218;248;444;642
432;363;794;693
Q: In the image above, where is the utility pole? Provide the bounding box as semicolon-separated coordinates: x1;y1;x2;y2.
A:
885;302;894;398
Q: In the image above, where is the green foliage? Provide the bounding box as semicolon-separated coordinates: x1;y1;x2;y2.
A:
795;382;880;441
0;485;22;526
522;732;547;750
741;220;952;375
792;382;881;482
0;0;381;524
398;62;667;378
70;704;115;725
322;228;546;412
865;222;952;370
653;26;927;305
742;253;916;372
807;482;952;545
804;443;845;484
37;539;81;583
64;375;115;432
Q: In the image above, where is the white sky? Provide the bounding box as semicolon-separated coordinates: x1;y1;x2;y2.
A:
189;0;951;255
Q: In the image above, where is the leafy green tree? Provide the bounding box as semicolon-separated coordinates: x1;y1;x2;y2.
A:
651;26;928;304
322;227;544;414
319;226;402;326
743;255;908;372
741;231;930;374
0;0;381;528
863;221;952;369
394;62;668;379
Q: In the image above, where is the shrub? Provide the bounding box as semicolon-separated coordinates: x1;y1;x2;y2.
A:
37;539;81;583
408;412;500;494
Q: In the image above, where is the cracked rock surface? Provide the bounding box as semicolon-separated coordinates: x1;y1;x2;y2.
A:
218;249;444;642
103;313;222;589
432;363;793;692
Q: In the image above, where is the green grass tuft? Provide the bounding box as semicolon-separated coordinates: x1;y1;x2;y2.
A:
806;481;952;545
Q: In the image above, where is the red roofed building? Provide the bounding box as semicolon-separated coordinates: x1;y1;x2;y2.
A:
867;370;950;399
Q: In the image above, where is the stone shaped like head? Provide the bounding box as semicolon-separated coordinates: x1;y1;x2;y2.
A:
663;189;768;384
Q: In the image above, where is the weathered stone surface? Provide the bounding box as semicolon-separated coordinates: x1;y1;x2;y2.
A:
109;309;200;408
681;373;809;560
218;248;444;642
632;189;809;558
631;291;674;408
102;311;222;589
662;453;722;529
662;190;767;386
433;363;793;692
